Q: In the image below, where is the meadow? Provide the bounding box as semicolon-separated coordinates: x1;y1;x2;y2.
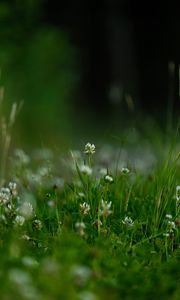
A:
0;103;180;300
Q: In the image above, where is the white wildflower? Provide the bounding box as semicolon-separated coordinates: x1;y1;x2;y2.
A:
100;199;112;217
47;200;55;207
21;234;30;241
71;265;91;287
22;256;38;268
99;168;107;176
93;219;102;228
33;219;42;230
75;221;86;236
17;202;34;219
122;216;134;227
0;187;11;205
9;182;18;197
8;268;38;299
104;174;113;183
79;165;92;176
14;149;30;165
84;143;96;155
14;215;25;226
78;192;85;198
167;221;176;232
9;268;31;286
79;291;97;300
80;202;90;215
165;214;172;219
37;166;50;177
121;167;130;174
163;233;170;237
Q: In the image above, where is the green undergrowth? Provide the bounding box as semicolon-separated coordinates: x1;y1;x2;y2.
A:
0;137;179;300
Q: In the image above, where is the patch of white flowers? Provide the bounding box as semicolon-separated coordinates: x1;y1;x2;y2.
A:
0;187;11;205
164;214;176;237
0;182;17;206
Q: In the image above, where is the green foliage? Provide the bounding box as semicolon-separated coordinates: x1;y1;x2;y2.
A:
0;136;179;299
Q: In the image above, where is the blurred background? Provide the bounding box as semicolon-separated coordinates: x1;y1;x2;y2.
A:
0;0;179;150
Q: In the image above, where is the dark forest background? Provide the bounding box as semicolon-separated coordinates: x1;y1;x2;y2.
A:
0;0;179;148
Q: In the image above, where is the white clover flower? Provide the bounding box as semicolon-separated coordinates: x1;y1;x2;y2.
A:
165;214;173;219
9;268;31;286
21;234;30;241
17;202;34;219
22;256;38;268
9;182;18;197
14;215;25;226
99;168;107;176
14;149;30;165
84;143;96;155
75;221;86;236
8;268;38;299
122;216;134;227
163;233;170;237
78;192;85;198
80;202;90;215
79;165;92;176
0;187;11;205
93;219;102;228
48;200;55;207
104;174;113;183
79;291;97;300
33;219;42;230
100;199;112;217
37;166;50;177
71;265;91;287
121;167;130;174
167;221;176;232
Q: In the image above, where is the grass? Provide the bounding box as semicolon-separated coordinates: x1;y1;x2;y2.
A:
0;106;180;299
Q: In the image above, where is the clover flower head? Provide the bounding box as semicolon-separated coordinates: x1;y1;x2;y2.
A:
79;165;92;176
104;174;113;183
121;167;130;174
100;199;112;217
9;182;18;197
80;202;90;215
33;219;42;230
167;221;176;232
0;187;11;205
75;221;86;236
17;202;34;219
14;149;30;165
14;215;25;226
122;216;134;227
84;143;96;155
165;214;173;219
78;192;85;198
